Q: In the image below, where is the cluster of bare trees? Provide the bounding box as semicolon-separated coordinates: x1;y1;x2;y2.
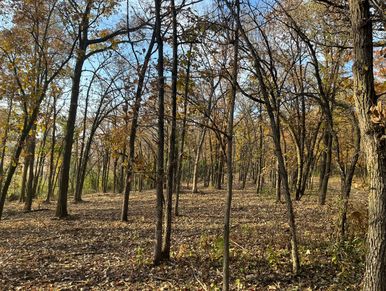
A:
0;0;385;289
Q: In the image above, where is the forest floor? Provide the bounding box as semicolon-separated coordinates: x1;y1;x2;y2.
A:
0;179;367;290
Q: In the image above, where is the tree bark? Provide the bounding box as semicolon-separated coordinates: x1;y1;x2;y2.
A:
223;1;239;289
153;0;164;266
19;156;29;203
192;128;206;193
24;126;36;212
319;128;332;205
121;31;156;221
46;95;57;203
161;0;178;260
349;0;386;288
175;44;192;216
56;53;86;218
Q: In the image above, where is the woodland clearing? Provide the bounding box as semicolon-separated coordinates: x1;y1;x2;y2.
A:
0;181;366;290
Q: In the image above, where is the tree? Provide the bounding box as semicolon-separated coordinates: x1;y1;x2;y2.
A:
349;0;386;288
153;0;165;266
233;0;301;273
56;0;145;217
121;29;156;221
0;0;75;220
161;0;178;260
222;0;239;289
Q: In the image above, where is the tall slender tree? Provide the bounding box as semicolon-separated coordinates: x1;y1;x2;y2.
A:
223;0;239;289
162;0;178;260
153;0;165;266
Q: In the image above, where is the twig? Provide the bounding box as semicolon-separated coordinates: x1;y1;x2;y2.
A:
190;263;208;291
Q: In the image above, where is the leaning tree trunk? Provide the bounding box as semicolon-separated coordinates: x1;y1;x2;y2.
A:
349;0;386;289
238;18;300;273
0;106;40;220
121;31;156;222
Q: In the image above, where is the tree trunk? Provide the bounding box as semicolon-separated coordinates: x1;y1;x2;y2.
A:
56;53;86;218
46;96;57;203
349;0;386;288
24;128;36;212
192;128;206;193
153;0;164;266
121;31;156;222
319;128;332;205
175;44;192;216
237;18;300;273
0;99;13;195
0;106;41;220
276;113;282;202
223;1;239;288
19;156;29;203
162;0;178;260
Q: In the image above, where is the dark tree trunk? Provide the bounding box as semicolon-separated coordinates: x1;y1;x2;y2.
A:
0;106;41;219
19;156;29;203
192;129;206;193
24;128;36;212
153;0;165;266
121;31;156;222
161;0;178;260
56;54;86;218
56;2;92;218
223;1;239;289
319;128;332;205
349;0;386;288
256;106;265;194
237;17;300;273
0;99;13;194
175;44;192;216
46;96;57;203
